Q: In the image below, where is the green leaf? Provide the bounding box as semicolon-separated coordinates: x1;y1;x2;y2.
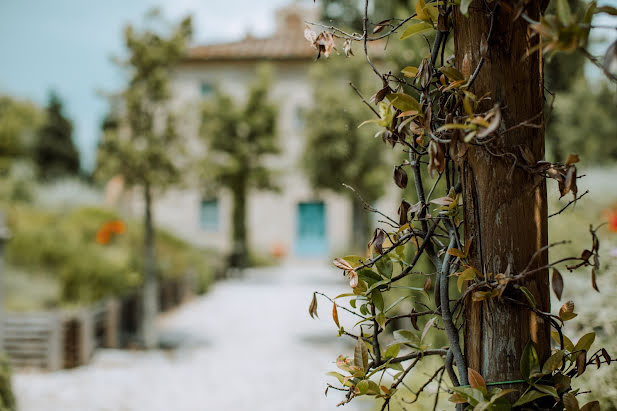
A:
367;380;381;395
556;0;573;26
519;286;537;310
533;384;559;398
521;340;540;381
376;312;386;328
371;290;384;312
513;390;550;407
400;22;434;40
356;379;369;395
401;66;418;77
327;371;345;383
573;332;595;353
384;295;409;314
353;280;368;295
435;123;474;133
384;343;400;358
450;386;485;406
357;268;383;286
342;255;365;268
358;119;381;128
354;337;369;372
365;279;389;294
542;350;564;374
393;329;421;347
440;66;465;82
375;256;393;278
551;330;575;352
386;93;421;113
460;0;473;16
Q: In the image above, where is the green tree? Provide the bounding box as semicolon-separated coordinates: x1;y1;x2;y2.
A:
199;67;279;269
96;11;192;349
34;92;80;179
303;60;388;249
549;78;617;163
0;96;44;174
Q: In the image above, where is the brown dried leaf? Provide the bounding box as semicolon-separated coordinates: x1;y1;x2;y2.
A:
580;401;601;411
520;145;536;166
333;257;353;271
430;196;454;206
462;53;471;79
563;166;577;199
368;228;386;255
468;368;486;390
594;355;601;369
314;31;336;59
349;270;359;288
552;268;564;301
427;141;446;178
563;392;580;411
601;348;611;365
565;153;580;166
372;19;392;34
424;276;432;292
410;308;419;330
309;292;318;319
304;26;317;45
591;268;599;292
547;167;564;183
398;200;411;226
393;166;408;189
576;351;587;376
476;104;501;138
343;39;354;57
332;303;340;327
480;33;488;57
370;85;392;104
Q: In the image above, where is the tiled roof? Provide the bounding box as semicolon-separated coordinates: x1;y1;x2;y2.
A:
183;5;384;63
185;33;315;62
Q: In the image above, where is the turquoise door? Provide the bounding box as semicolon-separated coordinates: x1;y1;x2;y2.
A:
295;202;327;257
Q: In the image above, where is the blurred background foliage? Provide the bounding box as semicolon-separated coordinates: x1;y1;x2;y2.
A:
303;58;389;249
2;189;219;311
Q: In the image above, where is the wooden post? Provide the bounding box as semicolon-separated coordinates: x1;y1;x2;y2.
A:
79;309;94;365
454;1;551;384
104;299;120;348
47;313;63;371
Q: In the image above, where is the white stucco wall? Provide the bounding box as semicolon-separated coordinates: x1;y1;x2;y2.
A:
141;60;356;259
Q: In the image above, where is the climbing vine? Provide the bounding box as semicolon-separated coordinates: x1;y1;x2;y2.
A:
306;0;616;409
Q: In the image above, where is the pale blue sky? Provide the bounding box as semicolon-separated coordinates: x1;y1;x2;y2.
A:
0;0;299;170
0;0;615;171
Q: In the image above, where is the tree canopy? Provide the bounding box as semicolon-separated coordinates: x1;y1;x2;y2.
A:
34;92;80;179
199;66;279;267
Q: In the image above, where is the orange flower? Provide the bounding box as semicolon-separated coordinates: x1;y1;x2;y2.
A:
107;220;126;234
95;220;126;245
609;212;617;233
96;228;111;245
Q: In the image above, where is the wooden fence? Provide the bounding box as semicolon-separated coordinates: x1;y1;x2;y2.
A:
3;275;196;371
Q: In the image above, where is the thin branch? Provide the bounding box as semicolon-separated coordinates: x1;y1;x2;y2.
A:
548;190;589;218
350;82;380;117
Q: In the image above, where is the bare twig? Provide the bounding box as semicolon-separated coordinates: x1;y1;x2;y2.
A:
548;190;589;218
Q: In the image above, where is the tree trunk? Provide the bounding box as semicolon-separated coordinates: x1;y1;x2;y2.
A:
453;1;551;385
229;179;248;269
142;182;158;349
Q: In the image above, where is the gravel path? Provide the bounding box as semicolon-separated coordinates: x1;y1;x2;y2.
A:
13;263;370;411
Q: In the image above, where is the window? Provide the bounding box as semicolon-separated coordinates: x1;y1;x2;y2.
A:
200;82;214;97
294;105;305;129
200;198;218;230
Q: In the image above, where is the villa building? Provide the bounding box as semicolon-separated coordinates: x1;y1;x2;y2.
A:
128;5;395;260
